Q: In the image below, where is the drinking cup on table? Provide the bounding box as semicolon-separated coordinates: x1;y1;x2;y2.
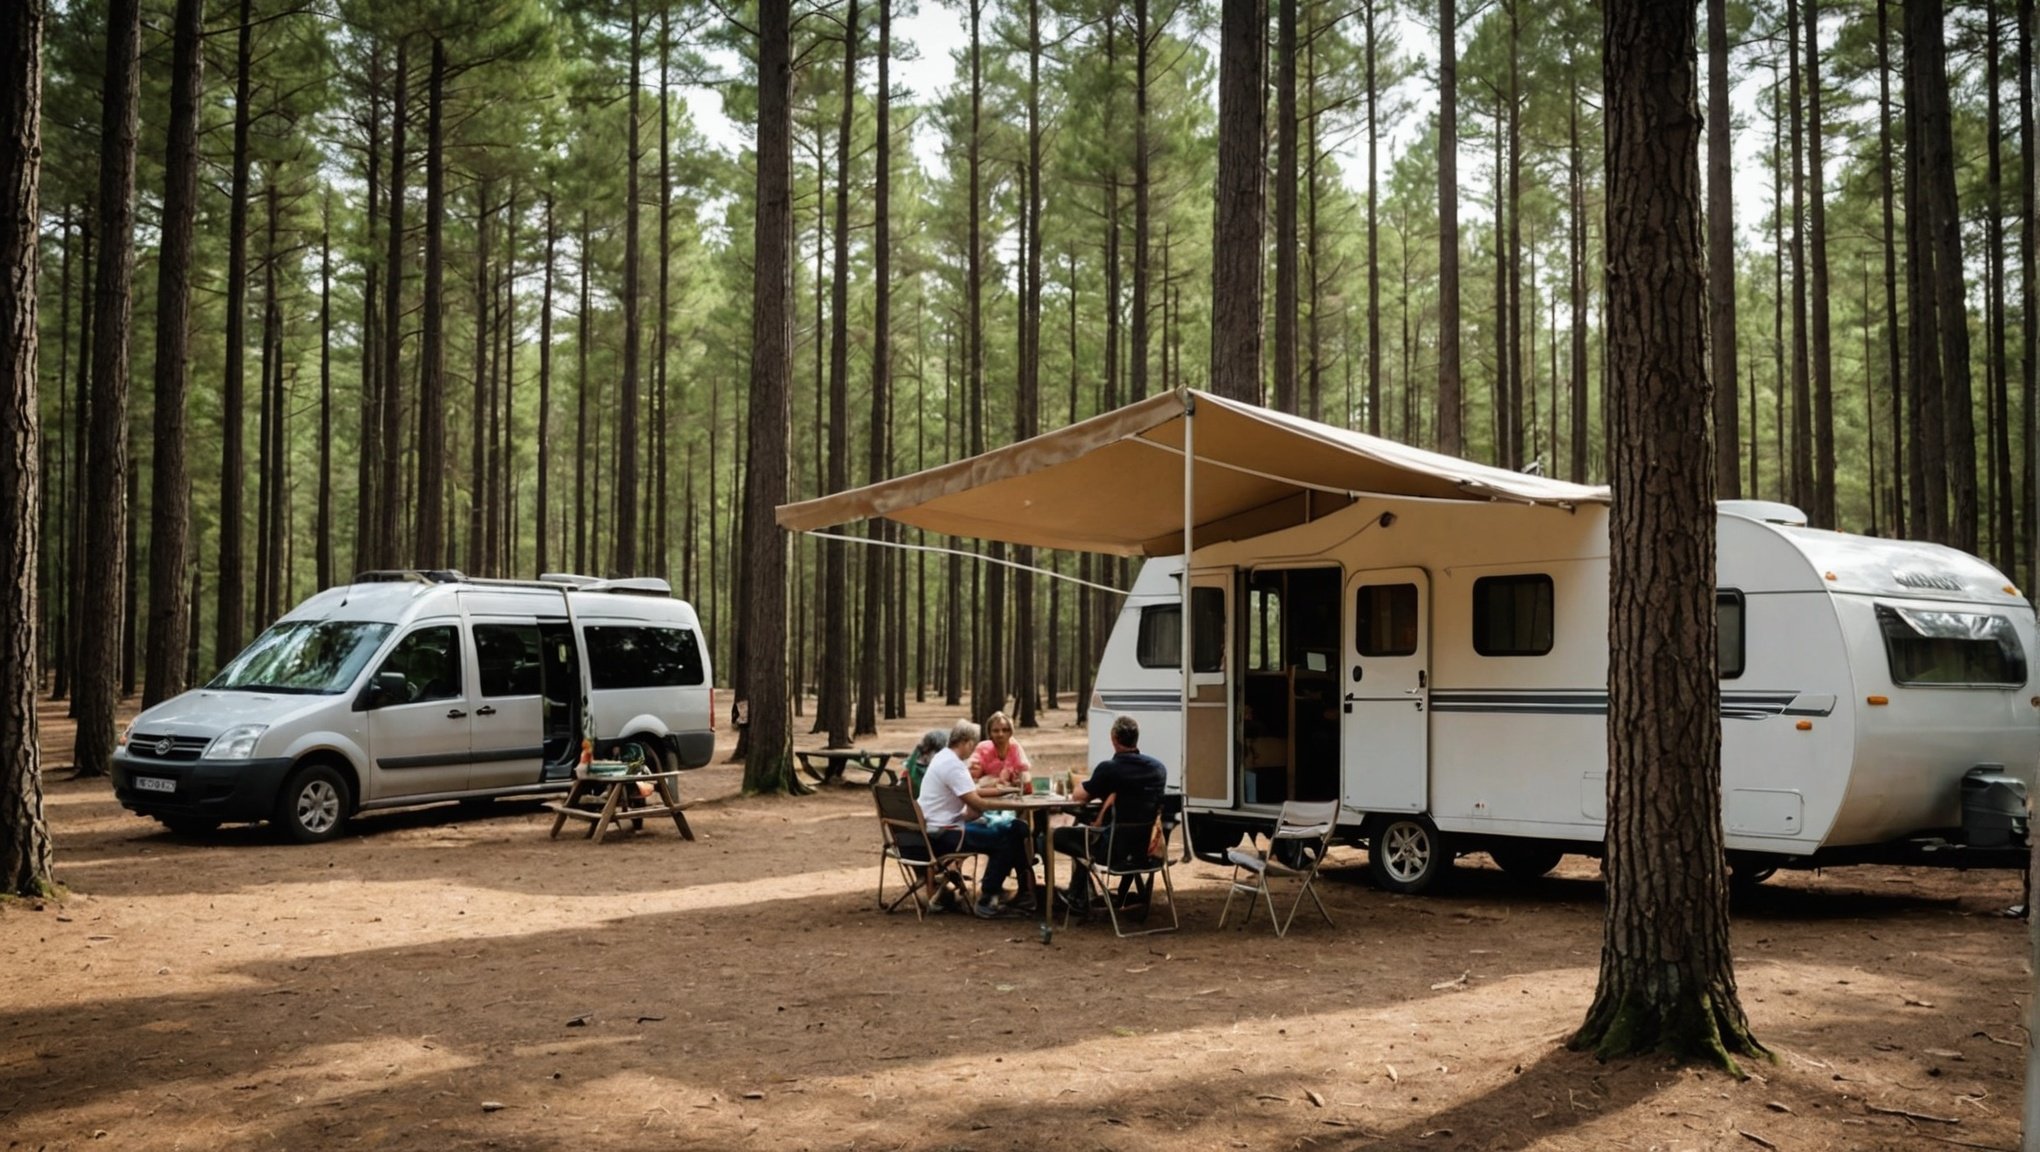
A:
1031;775;1050;796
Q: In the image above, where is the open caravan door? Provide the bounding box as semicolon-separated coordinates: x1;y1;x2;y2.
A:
1183;567;1234;810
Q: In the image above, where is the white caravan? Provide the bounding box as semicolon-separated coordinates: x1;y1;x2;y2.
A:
1089;502;2039;892
112;570;715;843
773;388;2038;893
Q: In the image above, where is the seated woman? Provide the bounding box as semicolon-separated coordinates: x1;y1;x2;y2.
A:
971;711;1033;792
903;729;947;795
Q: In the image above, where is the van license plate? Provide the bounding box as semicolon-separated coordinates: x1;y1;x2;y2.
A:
134;776;175;794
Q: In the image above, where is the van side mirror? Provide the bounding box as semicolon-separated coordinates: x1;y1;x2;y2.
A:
369;671;408;708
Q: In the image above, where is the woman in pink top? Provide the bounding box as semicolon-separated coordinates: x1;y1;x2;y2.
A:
971;711;1033;792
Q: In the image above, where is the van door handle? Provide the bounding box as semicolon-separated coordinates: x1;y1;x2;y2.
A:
475;706;496;717
446;708;467;719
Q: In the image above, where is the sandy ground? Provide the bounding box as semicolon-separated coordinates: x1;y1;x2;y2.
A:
2;693;2034;1151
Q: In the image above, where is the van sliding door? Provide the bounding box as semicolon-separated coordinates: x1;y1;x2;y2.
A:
468;619;547;789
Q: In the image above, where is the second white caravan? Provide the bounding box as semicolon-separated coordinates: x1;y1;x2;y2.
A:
1089;501;2039;892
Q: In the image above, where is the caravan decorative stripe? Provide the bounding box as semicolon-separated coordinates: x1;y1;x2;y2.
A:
1097;691;1185;712
1429;689;1807;720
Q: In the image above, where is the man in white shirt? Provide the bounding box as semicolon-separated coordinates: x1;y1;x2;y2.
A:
917;719;1035;917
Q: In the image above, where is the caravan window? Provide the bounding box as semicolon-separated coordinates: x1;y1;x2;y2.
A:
1473;575;1554;657
584;626;707;689
1876;604;2026;687
1718;592;1745;679
1355;583;1419;657
1136;589;1224;672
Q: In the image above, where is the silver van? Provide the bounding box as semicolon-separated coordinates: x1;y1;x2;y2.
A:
111;570;716;842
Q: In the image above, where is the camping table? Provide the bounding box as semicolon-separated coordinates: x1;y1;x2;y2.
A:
546;767;695;843
981;793;1087;945
795;748;898;787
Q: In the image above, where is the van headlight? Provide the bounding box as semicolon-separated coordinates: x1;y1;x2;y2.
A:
118;720;136;747
203;725;268;761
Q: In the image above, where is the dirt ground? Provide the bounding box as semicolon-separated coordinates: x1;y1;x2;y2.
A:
3;695;2034;1151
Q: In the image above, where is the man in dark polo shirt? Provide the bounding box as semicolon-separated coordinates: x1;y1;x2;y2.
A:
1053;715;1167;914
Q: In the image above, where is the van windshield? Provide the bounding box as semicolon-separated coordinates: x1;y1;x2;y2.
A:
208;621;395;694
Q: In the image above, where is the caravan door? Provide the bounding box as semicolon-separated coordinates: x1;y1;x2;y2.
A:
1182;568;1233;809
1342;568;1429;813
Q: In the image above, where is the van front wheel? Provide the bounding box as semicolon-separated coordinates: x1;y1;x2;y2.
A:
1368;815;1450;894
276;763;351;844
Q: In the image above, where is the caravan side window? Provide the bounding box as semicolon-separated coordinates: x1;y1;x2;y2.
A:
1717;592;1745;679
584;626;707;689
1136;589;1224;672
1876;604;2026;687
1472;574;1554;657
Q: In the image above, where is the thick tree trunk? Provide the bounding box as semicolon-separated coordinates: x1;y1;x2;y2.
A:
469;184;491;573
2022;0;2036;588
615;0;642;577
1986;1;2014;574
1786;0;1811;514
1805;0;1835;527
656;9;672;576
537;195;555;575
317;213;333;590
355;50;381;577
1014;0;1042;728
1365;1;1381;436
144;0;204;705
75;0;143;778
1573;0;1761;1070
1505;0;1523;468
217;0;254;665
1436;0;1462;455
377;40;407;570
1878;0;1905;539
1904;0;1949;543
1;0;53;896
1569;84;1589;485
1273;0;1298;414
1916;0;1976;550
576;209;590;575
1705;0;1738;498
1209;0;1266;405
741;0;799;793
415;38;449;568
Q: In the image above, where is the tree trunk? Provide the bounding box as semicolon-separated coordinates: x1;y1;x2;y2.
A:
1;0;53;896
1505;0;1523;469
144;0;204;705
615;0;642;576
1805;0;1834;527
1986;0;2014;574
1569;80;1589;484
2022;0;2036;588
538;194;555;575
416;37;448;568
1365;0;1381;436
317;209;333;590
1904;0;1949;543
1917;0;1976;550
1705;0;1738;498
377;39;407;570
576;209;590;575
741;0;799;793
217;0;254;664
63;214;89;711
823;0;859;747
1437;0;1462;455
355;49;381;577
1273;0;1298;414
1573;0;1761;1070
469;183;491;573
1878;0;1905;539
1786;0;1811;514
75;0;143;777
254;175;277;623
656;8;672;576
1014;0;1042;728
858;0;891;738
1209;0;1266;405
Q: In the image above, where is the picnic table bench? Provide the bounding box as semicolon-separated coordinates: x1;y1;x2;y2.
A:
795;748;899;787
546;765;695;843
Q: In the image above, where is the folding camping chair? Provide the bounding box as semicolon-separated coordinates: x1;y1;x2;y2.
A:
1062;792;1180;937
874;782;978;919
1217;799;1339;937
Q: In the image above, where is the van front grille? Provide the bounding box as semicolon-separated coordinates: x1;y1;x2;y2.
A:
127;734;209;762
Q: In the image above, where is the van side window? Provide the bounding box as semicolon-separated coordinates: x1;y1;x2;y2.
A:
474;623;543;697
1472;574;1554;657
585;626;707;688
1876;604;2027;686
1135;589;1224;672
1717;592;1745;679
378;625;463;703
1355;583;1419;657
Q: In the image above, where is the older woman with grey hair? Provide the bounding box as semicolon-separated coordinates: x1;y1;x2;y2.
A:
903;728;947;795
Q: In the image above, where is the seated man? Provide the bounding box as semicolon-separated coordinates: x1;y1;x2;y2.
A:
918;719;1037;918
1053;714;1167;914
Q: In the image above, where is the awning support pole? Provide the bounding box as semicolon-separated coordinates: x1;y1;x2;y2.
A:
1181;393;1195;808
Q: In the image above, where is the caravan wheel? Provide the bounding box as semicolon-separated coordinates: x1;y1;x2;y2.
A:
1368;815;1450;894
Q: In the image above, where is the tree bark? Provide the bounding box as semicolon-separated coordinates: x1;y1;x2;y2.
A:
1878;0;1905;538
741;0;798;792
415;38;449;568
317;209;333;590
1273;0;1298;414
859;0;892;737
1365;0;1381;436
217;0;254;664
1904;0;1949;543
1014;0;1042;728
1209;0;1266;405
2022;0;2036;588
1786;0;1811;514
377;40;407;570
1569;79;1589;484
1986;0;2014;574
1705;0;1738;498
355;49;381;577
144;0;204;705
538;194;555;574
615;0;642;576
469;184;492;573
576;209;590;575
1436;0;1462;455
1;0;53;896
1573;0;1761;1070
822;0;859;746
75;0;143;777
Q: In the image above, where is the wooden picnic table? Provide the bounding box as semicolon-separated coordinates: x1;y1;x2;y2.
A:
795;747;898;787
546;766;695;843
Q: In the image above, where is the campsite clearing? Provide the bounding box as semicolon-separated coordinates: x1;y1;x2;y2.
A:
3;695;2030;1151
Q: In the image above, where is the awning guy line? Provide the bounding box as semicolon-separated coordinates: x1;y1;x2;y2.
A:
800;530;1128;595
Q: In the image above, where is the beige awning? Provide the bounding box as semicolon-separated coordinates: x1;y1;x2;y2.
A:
775;389;1609;556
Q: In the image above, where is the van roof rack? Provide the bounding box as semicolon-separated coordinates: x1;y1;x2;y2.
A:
351;569;468;585
534;572;673;596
